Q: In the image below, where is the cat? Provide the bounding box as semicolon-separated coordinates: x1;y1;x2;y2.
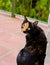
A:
17;16;47;65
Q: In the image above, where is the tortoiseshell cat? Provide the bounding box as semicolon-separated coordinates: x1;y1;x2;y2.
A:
17;16;47;65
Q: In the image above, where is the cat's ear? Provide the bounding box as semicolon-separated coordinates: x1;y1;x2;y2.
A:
24;16;28;21
33;21;38;25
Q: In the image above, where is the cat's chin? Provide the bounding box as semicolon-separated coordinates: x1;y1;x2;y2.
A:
23;31;27;34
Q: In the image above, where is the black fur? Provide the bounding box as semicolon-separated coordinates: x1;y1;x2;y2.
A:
16;17;47;65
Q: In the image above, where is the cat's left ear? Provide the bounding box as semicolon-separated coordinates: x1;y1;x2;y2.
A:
33;21;38;25
24;16;28;21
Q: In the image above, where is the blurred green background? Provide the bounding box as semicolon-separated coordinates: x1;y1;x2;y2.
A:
0;0;49;22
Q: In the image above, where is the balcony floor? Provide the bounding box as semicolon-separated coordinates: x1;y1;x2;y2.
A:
0;13;49;65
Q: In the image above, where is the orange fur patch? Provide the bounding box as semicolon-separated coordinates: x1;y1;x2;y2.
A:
22;22;29;32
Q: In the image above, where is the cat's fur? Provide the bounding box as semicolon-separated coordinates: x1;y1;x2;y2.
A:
17;16;47;65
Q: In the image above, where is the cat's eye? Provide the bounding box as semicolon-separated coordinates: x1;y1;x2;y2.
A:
23;23;28;27
28;28;30;30
24;24;26;26
23;24;25;27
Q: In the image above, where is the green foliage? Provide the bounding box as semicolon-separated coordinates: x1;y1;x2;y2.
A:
0;0;49;22
0;0;11;11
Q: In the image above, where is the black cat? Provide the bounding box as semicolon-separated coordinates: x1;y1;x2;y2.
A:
17;16;47;65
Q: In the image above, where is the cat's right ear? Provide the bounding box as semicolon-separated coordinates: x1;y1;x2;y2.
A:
33;21;38;26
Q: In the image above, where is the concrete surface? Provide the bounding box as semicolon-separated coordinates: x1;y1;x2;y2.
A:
0;13;48;65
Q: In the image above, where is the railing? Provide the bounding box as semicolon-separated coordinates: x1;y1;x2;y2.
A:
0;0;49;22
11;0;38;17
11;0;16;17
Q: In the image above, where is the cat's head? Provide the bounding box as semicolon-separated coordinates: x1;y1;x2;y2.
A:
21;16;38;33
